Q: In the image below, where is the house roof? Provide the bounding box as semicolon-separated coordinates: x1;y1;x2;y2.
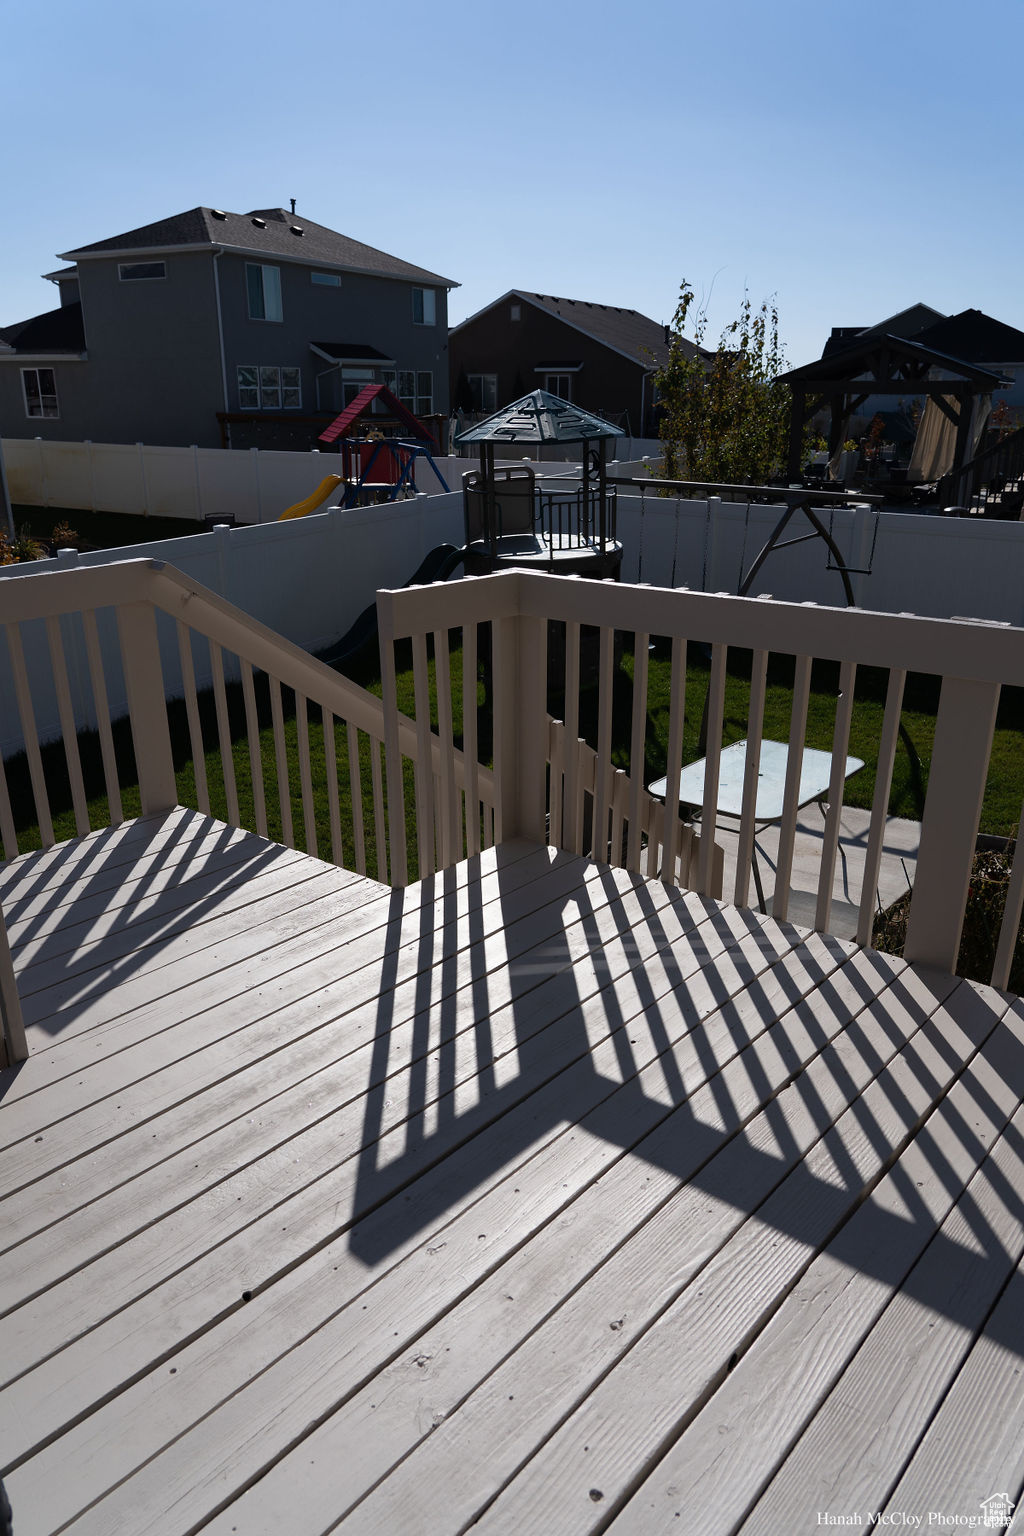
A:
455;389;622;444
0;301;86;354
822;303;947;357
59;206;457;287
452;289;705;371
912;308;1024;364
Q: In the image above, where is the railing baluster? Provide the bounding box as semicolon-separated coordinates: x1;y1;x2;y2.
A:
563;622;582;855
411;632;435;878
6;622;54;849
661;634;687;888
82;609;123;827
697;642;727;897
209;639;239;827
992;795;1024;990
347;721;366;876
322;709;343;867
0;906;27;1064
592;624;615;863
463;621;480;857
46;615;89;837
733;647;768;908
175;620;209;818
773;653;813;923
380;632;407;887
0;750;18;861
857;668;907;947
295;692;317;858
626;630;649;870
548;718;565;848
370;737;388;882
610;767;628;867
815;659;857;931
240;658;268;839
433;627;459;866
269;676;294;848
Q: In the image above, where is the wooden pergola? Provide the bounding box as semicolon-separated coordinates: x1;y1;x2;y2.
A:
779;334;1010;482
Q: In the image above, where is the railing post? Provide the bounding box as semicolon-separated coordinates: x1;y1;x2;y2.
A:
492;606;547;845
0;902;27;1065
904;675;999;972
117;601;178;814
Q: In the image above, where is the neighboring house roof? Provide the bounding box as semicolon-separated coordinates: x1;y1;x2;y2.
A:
912;308;1024;364
452;289;704;371
0;301;86;354
822;303;946;357
59;206;457;287
455;389;622;444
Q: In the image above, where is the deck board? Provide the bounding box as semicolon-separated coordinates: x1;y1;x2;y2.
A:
1;810;1021;1536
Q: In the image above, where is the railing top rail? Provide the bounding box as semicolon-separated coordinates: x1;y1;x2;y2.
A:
378;569;1024;685
606;476;884;506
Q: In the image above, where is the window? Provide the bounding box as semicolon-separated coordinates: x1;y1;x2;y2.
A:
311;271;341;287
397;370;416;411
22;367;58;418
412;287;436;326
118;261;166;281
246;263;283;322
237;365;301;409
510;303;521;321
467;374;498;413
545;373;572;400
416;371;433;416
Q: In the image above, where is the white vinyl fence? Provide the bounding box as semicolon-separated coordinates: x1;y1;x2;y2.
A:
2;438;553;524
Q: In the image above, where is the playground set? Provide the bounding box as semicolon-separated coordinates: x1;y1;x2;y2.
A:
278;383;450;520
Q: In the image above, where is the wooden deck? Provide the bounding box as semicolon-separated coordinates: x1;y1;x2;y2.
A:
2;808;1023;1536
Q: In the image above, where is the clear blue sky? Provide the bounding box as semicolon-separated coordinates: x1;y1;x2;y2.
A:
5;0;1022;366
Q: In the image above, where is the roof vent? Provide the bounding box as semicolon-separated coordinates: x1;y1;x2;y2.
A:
290;225;304;236
251;217;266;228
211;209;227;220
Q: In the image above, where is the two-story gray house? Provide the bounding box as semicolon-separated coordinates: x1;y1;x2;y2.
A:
0;205;457;448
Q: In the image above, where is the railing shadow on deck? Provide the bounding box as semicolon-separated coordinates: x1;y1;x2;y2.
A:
5;811;287;1043
349;849;1024;1356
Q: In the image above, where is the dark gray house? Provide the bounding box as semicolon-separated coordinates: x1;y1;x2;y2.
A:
0;206;457;448
449;290;706;438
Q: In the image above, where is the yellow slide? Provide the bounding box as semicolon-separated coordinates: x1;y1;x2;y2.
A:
277;474;344;521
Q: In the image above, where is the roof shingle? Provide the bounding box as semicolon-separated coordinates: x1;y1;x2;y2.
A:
59;207;456;287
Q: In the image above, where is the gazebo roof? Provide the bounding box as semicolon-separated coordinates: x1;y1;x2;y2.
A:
780;333;1010;394
455;390;622;444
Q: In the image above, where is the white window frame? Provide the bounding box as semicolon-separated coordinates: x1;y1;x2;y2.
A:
246;263;283;323
236;364;302;410
416;370;433;416
467;374;498;413
412;287;436;326
118;261;167;281
21;366;59;419
311;271;342;287
544;372;572;400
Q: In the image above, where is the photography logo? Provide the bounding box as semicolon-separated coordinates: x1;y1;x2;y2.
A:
980;1493;1016;1531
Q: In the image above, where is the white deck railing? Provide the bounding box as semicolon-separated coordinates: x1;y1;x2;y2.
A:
2;560;1024;1059
377;569;1024;988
